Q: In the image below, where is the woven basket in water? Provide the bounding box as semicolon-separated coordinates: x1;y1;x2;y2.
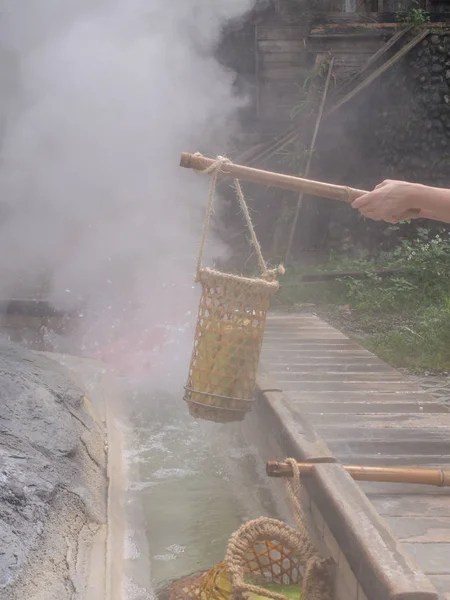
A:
184;268;279;423
159;540;303;600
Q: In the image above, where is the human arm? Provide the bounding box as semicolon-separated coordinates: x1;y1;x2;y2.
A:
351;180;450;224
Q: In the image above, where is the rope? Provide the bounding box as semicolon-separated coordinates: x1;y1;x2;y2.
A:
197;267;279;291
224;458;332;600
284;458;309;533
193;153;284;283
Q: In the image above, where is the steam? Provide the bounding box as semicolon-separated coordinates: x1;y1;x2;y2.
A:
0;0;255;373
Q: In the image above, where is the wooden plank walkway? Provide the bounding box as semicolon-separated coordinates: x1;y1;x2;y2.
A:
261;313;450;600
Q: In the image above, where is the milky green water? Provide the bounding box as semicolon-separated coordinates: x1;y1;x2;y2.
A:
124;389;283;592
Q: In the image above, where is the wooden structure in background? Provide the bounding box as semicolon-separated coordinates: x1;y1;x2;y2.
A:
220;1;450;154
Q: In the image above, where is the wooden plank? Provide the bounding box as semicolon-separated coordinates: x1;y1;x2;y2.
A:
260;53;308;66
308;11;450;24
310;22;398;34
335;25;412;97
306;38;384;54
310;413;450;428
271;372;412;383
262;359;395;369
262;66;309;81
265;330;360;338
272;381;419;392
295;402;447;414
333;53;373;64
357;481;450;496
263;340;368;349
258;40;306;52
257;26;306;41
286;391;444;403
328;29;429;116
372;495;450;517
317;425;450;441
308;32;389;39
262;355;395;366
308;11;407;23
336;454;450;466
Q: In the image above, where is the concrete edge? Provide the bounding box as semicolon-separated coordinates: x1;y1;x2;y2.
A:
84;525;108;600
38;353;154;600
104;375;127;600
255;368;439;600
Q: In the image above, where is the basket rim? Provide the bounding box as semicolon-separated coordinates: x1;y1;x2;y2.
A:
198;267;279;291
183;397;252;413
183;398;250;414
184;386;254;405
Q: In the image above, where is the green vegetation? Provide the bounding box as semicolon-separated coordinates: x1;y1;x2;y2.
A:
277;226;450;373
396;0;430;27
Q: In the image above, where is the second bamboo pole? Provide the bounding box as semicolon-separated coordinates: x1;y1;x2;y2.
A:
266;461;450;487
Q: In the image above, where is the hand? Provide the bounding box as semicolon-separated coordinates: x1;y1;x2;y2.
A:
351;180;422;224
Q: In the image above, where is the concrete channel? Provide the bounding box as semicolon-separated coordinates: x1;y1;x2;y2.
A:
0;302;447;600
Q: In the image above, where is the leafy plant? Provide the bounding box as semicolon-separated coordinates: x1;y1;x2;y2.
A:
278;226;450;372
397;0;430;27
320;227;450;311
366;303;450;372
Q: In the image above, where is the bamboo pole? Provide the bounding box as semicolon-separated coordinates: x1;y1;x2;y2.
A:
333;27;412;100
180;153;420;218
285;57;335;263
327;29;429;117
180;152;368;203
266;461;450;487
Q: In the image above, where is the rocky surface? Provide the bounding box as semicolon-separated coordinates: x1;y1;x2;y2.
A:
370;32;450;187
0;340;107;600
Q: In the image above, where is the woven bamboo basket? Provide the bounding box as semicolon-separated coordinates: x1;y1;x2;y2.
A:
184;268;279;423
183;159;281;423
158;540;303;600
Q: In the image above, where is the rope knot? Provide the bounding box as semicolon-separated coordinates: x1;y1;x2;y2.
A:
193;152;281;284
264;264;285;282
193;152;231;176
224;458;333;600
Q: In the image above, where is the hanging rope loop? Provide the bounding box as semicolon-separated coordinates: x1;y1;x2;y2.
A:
224;457;333;600
192;152;284;283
